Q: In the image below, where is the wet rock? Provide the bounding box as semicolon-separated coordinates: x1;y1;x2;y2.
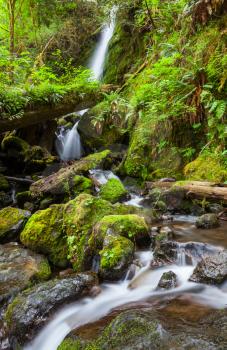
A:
0;207;31;243
0;191;12;209
0;243;51;302
5;272;98;347
99;234;134;281
30;150;111;199
100;178;129;204
0;174;9;191
207;203;224;214
196;213;220;229
157;271;177;290
20;204;67;267
190;251;227;284
91;214;150;249
91;310;170;350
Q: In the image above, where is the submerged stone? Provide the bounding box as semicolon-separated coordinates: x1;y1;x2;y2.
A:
0;207;31;243
0;243;51;302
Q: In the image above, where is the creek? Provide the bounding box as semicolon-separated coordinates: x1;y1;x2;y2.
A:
24;172;227;350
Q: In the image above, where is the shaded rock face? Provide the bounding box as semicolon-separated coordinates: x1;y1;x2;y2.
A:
0;207;31;243
5;273;98;347
30;150;111;200
0;243;51;302
190;251;227;284
196;213;220;229
157;271;178;290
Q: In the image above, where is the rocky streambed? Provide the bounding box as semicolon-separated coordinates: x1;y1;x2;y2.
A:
0;149;227;350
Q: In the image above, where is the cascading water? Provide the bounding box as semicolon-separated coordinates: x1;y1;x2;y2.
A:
55;121;83;162
89;7;117;80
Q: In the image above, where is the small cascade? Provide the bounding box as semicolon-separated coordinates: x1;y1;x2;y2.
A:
55;121;83;162
89;7;117;80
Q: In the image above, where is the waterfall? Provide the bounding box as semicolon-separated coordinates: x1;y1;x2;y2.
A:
55;121;83;162
89;7;117;80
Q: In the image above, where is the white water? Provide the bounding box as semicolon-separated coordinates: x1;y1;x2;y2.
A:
25;246;227;350
89;169;119;187
56;121;83;161
89;7;117;80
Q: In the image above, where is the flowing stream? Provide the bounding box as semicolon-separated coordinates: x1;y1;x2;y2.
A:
25;211;227;350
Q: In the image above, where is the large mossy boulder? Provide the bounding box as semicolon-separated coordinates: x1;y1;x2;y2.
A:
0;243;51;302
91;214;149;249
20;204;67;267
99;234;134;280
5;273;98;347
184;154;227;182
30;150;111;199
0;207;31;243
99;178;128;203
64;194;117;272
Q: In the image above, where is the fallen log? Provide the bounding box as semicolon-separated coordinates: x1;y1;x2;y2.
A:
0;91;100;133
145;181;227;204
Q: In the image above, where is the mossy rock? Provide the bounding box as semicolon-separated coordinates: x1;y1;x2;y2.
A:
30;150;111;199
58;338;85;350
99;234;134;280
20;204;67;267
0;174;9;191
184;154;227;182
1;135;29;154
70;175;93;196
89;310;170;349
64;194;116;272
99;178;128;204
0;207;31;243
91;214;149;250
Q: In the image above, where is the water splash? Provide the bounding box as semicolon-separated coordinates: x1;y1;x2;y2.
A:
55;121;83;162
89;7;117;80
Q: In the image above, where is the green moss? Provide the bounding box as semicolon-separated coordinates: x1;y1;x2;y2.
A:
63;194;115;272
100;235;134;270
90;214;148;252
34;259;52;281
184;153;227;182
16;191;32;207
71;175;93;195
57;338;84;350
99;178;128;204
20;204;67;267
0;207;30;241
1;135;29;153
0;174;9;191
